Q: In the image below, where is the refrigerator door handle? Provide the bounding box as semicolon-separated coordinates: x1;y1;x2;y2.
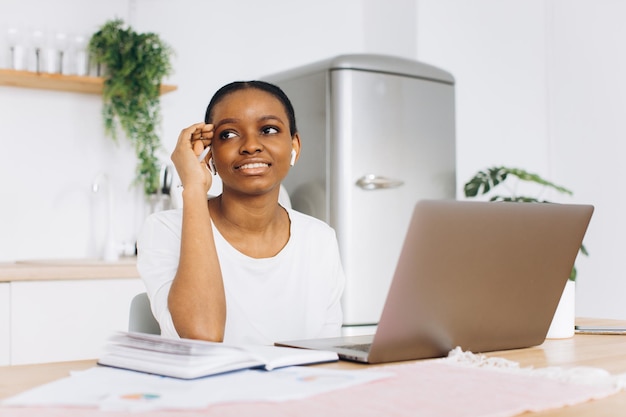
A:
355;174;405;190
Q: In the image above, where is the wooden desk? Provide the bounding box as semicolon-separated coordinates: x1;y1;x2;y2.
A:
2;318;626;416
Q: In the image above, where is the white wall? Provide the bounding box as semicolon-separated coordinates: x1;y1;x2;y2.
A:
416;0;626;319
133;0;418;154
0;0;143;261
548;0;626;320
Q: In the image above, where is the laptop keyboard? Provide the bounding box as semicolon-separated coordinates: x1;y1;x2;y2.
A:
336;343;372;352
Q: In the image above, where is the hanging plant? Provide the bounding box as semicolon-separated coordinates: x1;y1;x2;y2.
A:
89;19;173;195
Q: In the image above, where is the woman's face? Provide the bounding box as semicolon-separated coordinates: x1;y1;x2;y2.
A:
210;88;299;197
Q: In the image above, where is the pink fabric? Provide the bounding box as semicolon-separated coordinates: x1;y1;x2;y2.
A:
0;361;619;417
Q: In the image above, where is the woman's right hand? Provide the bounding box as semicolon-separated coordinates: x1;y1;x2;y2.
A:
171;123;215;194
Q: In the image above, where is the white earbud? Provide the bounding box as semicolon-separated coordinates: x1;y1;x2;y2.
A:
290;149;297;167
198;146;211;162
199;146;217;175
208;157;217;175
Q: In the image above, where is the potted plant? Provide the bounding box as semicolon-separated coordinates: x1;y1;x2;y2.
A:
464;166;589;338
88;19;173;196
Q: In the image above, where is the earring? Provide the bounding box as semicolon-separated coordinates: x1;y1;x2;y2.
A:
290;149;297;167
208;157;217;175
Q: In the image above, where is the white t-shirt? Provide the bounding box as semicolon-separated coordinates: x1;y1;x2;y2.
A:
136;206;345;345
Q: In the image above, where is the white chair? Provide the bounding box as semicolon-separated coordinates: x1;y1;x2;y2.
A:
128;292;161;335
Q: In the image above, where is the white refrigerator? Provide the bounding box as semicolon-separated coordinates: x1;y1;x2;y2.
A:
264;54;456;328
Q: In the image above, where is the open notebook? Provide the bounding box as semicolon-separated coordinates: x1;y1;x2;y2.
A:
277;199;594;363
98;331;338;379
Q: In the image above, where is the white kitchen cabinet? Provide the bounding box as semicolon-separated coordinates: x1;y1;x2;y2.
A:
0;283;10;366
0;259;145;365
10;278;145;365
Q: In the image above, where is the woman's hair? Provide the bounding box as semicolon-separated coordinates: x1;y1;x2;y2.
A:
204;80;298;136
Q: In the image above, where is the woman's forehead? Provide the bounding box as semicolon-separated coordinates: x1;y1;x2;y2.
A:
212;89;288;121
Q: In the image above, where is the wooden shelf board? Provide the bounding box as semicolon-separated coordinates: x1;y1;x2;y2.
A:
0;69;177;95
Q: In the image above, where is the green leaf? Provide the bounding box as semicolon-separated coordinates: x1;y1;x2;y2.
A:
463;166;573;199
570;265;577;281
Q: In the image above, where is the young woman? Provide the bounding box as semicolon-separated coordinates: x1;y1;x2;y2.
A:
137;81;345;345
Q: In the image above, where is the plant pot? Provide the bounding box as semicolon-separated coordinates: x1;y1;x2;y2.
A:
546;280;575;339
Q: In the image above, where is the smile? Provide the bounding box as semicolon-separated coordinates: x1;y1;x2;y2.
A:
238;162;270;170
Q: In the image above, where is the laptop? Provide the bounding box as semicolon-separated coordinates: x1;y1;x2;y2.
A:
276;199;594;363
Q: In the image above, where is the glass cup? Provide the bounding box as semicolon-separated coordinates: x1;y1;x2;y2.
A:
30;29;45;73
55;32;69;74
73;34;89;76
7;27;27;70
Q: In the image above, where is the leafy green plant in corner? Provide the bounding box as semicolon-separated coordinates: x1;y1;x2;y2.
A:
89;19;173;195
464;166;588;281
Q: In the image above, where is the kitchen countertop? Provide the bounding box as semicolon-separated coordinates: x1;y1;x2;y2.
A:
0;257;139;282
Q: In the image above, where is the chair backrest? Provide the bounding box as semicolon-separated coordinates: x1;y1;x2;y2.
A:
128;292;161;334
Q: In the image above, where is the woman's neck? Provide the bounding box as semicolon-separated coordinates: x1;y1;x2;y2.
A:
208;192;290;258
